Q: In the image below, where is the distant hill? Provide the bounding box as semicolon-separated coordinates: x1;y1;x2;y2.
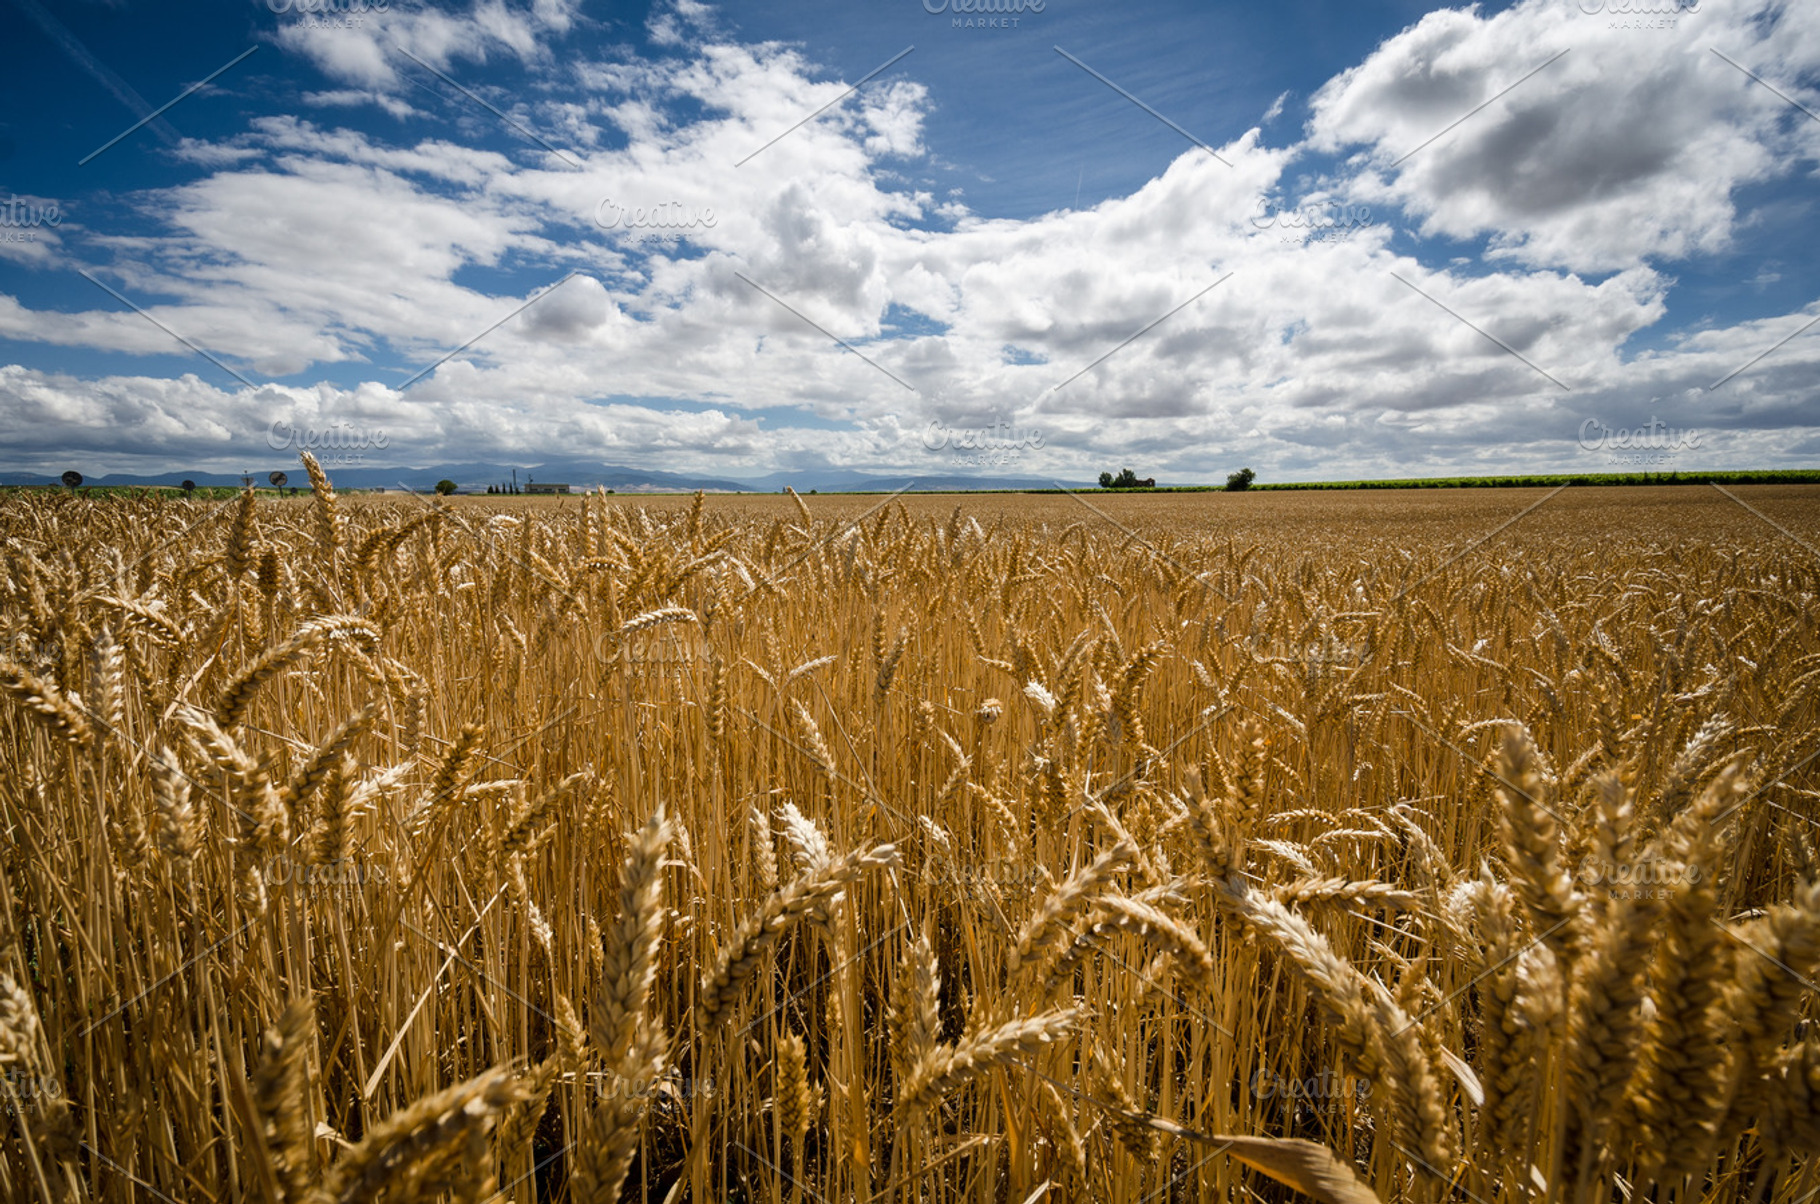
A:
0;460;1095;493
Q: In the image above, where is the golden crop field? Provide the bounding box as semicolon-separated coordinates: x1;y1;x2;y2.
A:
2;462;1818;1204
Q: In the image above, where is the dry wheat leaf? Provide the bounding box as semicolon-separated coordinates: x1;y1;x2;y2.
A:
1146;1120;1382;1204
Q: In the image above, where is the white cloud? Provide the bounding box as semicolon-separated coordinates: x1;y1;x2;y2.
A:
1307;0;1820;271
271;0;582;90
4;0;1818;481
302;89;421;120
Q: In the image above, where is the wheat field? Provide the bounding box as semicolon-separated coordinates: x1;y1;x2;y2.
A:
2;461;1818;1203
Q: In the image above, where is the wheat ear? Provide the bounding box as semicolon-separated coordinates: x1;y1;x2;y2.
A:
1494;726;1583;965
252;999;318;1202
1723;877;1820;1133
215;615;378;729
892;933;942;1079
317;1066;525;1204
281;703;377;816
1270;877;1423;910
0;659;95;749
226;485;259;580
697;843;899;1029
776;1029;818;1173
150;746;200;865
1055;893;1219;997
1009;839;1134;975
1629;761;1751;1181
748;803;779;891
571;1026;668;1204
899;1007;1080;1115
299;451;344;565
499;770;590;863
593;808;672;1060
1093;1045;1162;1163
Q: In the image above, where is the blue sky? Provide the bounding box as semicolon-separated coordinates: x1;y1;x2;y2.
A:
1;0;1816;482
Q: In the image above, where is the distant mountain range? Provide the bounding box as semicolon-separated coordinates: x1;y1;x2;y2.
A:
0;459;1101;493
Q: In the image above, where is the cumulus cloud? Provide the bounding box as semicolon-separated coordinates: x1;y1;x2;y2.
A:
3;0;1817;481
1307;1;1820;270
271;0;583;91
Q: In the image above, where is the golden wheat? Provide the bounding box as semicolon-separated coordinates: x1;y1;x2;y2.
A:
0;478;1815;1202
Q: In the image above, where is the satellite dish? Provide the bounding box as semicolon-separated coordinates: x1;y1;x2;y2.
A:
60;470;82;488
269;471;289;488
180;480;195;493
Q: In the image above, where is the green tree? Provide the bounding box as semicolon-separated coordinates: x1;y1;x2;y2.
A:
1099;471;1114;489
435;479;457;496
1225;467;1256;492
